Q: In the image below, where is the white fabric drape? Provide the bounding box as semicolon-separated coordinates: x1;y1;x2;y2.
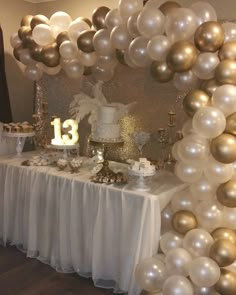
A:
0;153;185;294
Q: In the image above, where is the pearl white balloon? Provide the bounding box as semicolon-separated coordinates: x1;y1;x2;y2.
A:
161;204;174;232
137;7;165;38
195;200;223;231
92;66;114;82
212;84;236;117
93;29;114;55
204;156;233;184
147;35;171;61
193;53;220;80
188;257;220;288
190;2;217;26
165;248;192;276
162;275;193;295
49;11;72;38
173;70;199;92
95;54;118;70
32;24;54;46
160;231;183;254
165;8;198;43
135;257;168;292
128;36;151;67
193;285;220;295
190;176;217;201
10;32;22;48
192;106;226;139
222;207;236;229
24;64;43;81
183;228;214;257
127;11;141;38
171;188;196;213
175;161;203;183
182;119;196;137
110;24;132;50
68;18;90;42
222;22;236;42
105;8;123;30
59;40;78;59
119;0;143;21
63;60;84;79
124;50;139;68
19;48;35;65
78;51;97;67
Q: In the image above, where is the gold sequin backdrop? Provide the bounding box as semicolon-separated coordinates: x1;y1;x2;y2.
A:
40;63;187;161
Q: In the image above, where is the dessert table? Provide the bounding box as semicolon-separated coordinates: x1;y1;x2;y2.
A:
0;152;185;295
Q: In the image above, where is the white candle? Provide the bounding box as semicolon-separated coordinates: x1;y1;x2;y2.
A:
51;118;64;145
62;119;79;145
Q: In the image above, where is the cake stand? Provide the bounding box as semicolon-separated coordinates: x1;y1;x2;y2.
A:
89;138;125;184
48;143;79;159
128;167;156;191
3;132;35;156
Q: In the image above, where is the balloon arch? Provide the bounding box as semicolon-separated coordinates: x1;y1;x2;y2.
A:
11;0;236;293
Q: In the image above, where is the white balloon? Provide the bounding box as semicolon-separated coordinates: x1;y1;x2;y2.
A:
78;51;97;67
110;24;132;50
222;22;236;42
171;188;196;213
105;8;123;30
190;2;217;26
119;0;143;21
175;161;203;183
63;60;84;79
162;275;193;295
10;32;22;48
59;40;78;59
173;70;199;92
127;11;141;38
24;64;43;81
222;207;236;229
128;36;152;67
160;231;183;254
193;52;220;80
93;29;114;55
182;119;196;137
212;84;236;117
49;11;72;38
95;54;118;70
192;106;226;139
19;48;35;65
68;18;90;42
147;35;171;61
92;66;114;82
204;156;233;184
165;8;198;43
165;248;192;277
32;24;54;46
183;228;214;257
161;204;174;232
193;285;220;295
190;176;217;201
188;257;220;288
137;7;165;38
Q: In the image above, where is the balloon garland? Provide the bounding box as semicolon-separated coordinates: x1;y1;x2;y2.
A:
11;0;236;293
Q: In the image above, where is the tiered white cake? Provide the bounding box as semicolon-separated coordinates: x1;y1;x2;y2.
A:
92;105;121;141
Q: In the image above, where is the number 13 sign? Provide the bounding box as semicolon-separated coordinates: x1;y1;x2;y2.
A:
51;118;79;145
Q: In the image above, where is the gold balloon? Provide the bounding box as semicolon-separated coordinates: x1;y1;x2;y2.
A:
212;227;236;246
226;112;236;136
166;41;198;73
41;43;60;67
215;269;236;295
217;179;236;208
171;210;198;235
219;41;236;61
30;14;49;29
200;78;221;96
18;26;30;41
150;61;174;83
209;239;236;267
13;44;24;61
20;15;33;27
194;21;225;52
21;28;33;48
211;133;236;164
183;89;210;117
215;60;236;85
28;41;43;62
116;49;127;66
79;17;92;28
56;31;70;47
159;1;181;15
92;6;110;30
77;30;96;53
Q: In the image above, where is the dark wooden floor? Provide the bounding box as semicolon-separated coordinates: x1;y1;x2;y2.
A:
0;245;121;295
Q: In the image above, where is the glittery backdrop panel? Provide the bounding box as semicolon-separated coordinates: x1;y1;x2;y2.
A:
42;64;188;161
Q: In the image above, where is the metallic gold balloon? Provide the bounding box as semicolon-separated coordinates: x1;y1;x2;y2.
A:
28;41;43;62
77;30;96;53
219;41;236;61
171;210;198;235
150;61;174;83
183;89;210;117
215;269;236;295
209;239;236;267
13;44;24;61
194;21;225;52
226;112;236;136
166;41;198;73
116;49;127;66
92;6;110;30
18;26;30;41
159;1;181;15
30;14;49;29
20;15;33;27
211;133;236;164
21;28;33;47
215;60;236;85
200;78;221;96
79;17;92;28
56;31;70;47
41;43;60;67
217;179;236;208
212;227;236;246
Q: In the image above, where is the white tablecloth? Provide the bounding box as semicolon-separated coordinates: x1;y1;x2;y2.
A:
0;152;185;294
